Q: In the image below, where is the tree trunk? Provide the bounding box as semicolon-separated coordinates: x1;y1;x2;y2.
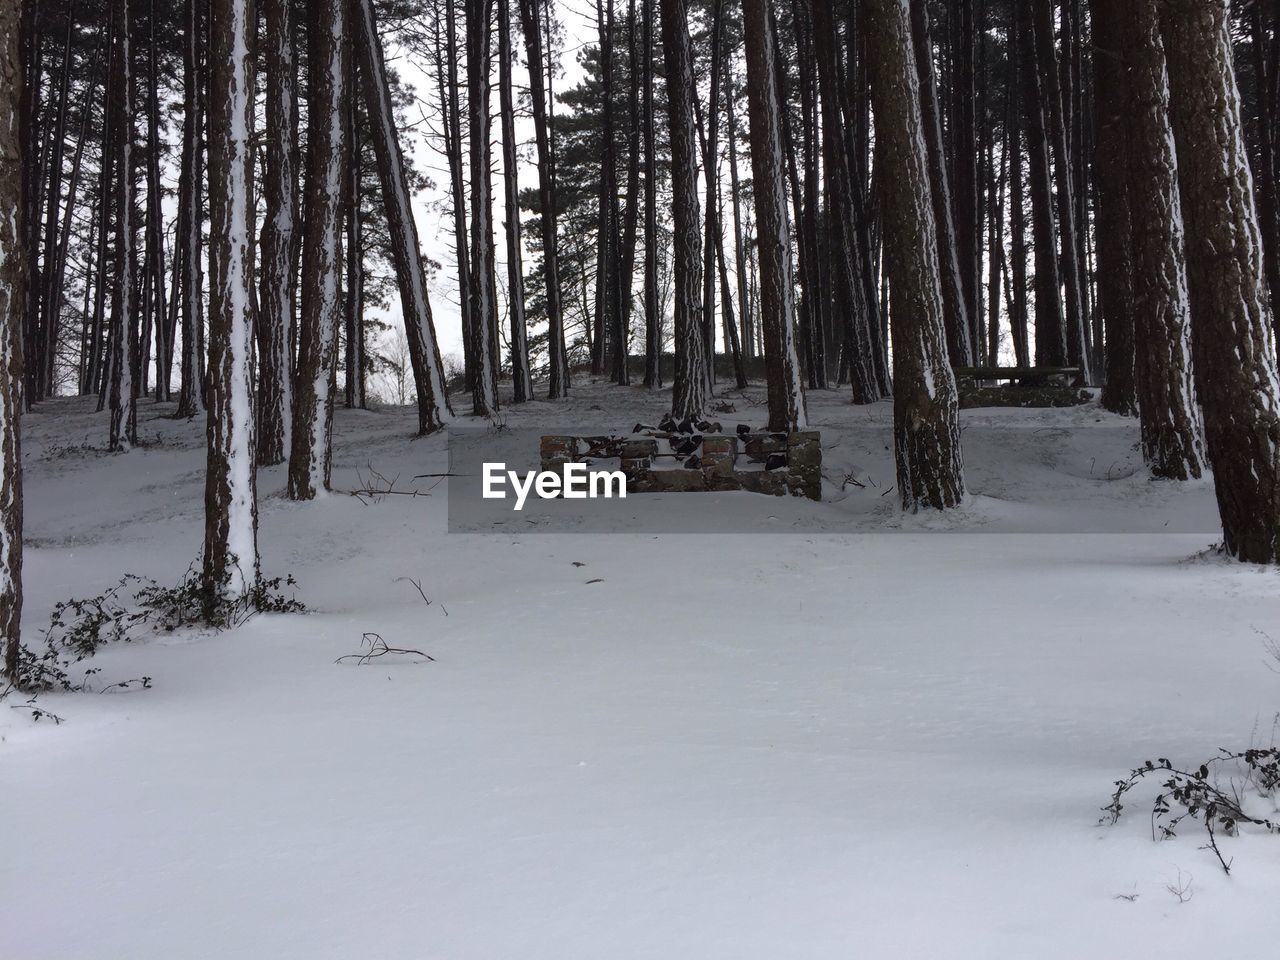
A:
204;0;260;598
1113;0;1203;479
344;73;365;410
142;0;166;400
107;0;137;451
36;12;73;400
1;0;24;682
812;0;882;403
498;0;531;401
1160;0;1280;562
176;0;206;419
1031;0;1091;381
726;63;752;362
660;0;706;419
866;0;965;511
641;0;660;388
466;0;500;415
743;0;806;431
518;0;568;398
257;0;297;464
1090;0;1137;415
1016;0;1066;367
288;0;348;500
439;0;474;394
354;0;452;431
1008;3;1029;368
908;0;971;367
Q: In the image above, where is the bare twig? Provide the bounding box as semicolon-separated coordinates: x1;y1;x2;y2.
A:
335;633;435;665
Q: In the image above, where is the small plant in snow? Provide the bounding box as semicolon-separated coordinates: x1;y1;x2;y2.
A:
0;565;305;709
1101;748;1280;874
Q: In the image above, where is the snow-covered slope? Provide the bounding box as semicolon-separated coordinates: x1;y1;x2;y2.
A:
2;384;1277;959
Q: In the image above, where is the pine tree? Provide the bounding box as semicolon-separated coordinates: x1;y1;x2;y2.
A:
354;0;452;432
0;0;24;682
742;0;805;432
866;0;965;511
1161;0;1280;562
660;0;706;419
204;0;260;598
257;0;297;466
288;0;349;500
1110;0;1203;480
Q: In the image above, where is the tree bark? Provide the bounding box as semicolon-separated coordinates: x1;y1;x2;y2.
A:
256;0;297;464
1031;0;1091;381
466;0;500;415
1016;0;1066;367
107;0;137;451
1;0;24;682
344;70;365;410
289;0;348;500
641;0;660;388
204;0;260;597
498;0;531;401
519;0;568;398
866;0;965;511
1110;0;1203;480
1161;0;1280;562
908;0;971;368
660;0;706;418
743;0;806;432
354;0;452;431
1090;0;1137;415
176;0;206;419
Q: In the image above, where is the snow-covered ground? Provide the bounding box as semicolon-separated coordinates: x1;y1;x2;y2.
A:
2;383;1278;959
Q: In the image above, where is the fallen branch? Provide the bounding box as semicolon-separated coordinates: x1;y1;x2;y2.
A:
336;632;435;666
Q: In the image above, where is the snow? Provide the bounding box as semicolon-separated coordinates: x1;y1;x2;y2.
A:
3;383;1279;959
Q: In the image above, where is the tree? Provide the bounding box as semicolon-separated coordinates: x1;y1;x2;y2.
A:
641;0;660;388
908;0;971;368
865;0;965;511
257;0;297;466
1103;0;1203;480
497;0;531;401
743;0;805;432
660;0;705;419
204;0;259;598
1161;0;1280;562
176;0;205;419
288;0;348;501
1091;0;1136;415
518;0;568;398
1;0;23;682
354;0;452;432
107;0;137;451
466;0;500;416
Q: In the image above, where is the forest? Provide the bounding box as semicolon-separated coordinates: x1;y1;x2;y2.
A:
2;0;1280;956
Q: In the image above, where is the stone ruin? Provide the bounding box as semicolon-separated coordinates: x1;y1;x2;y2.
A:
540;425;822;501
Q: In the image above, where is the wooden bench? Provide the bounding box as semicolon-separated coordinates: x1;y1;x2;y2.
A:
952;366;1090;409
953;366;1083;387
